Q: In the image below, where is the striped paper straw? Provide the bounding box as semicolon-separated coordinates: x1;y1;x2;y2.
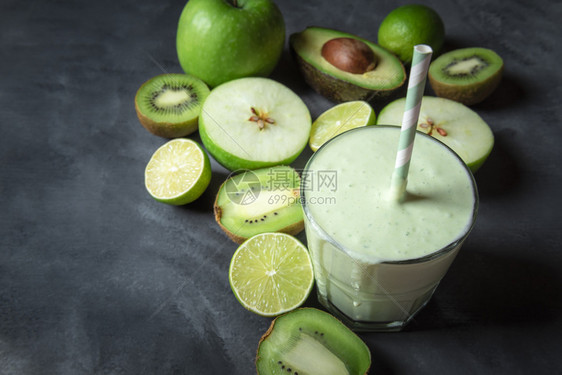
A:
390;45;433;201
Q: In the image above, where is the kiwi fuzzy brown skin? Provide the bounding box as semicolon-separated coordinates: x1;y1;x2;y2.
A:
213;178;304;245
292;49;402;103
429;65;503;105
134;99;197;138
256;308;371;375
428;48;504;106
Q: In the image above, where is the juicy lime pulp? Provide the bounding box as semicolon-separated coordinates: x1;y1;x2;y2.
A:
309;101;376;151
144;138;211;205
229;233;314;317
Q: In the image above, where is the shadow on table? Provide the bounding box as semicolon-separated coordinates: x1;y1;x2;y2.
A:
409;246;562;331
472;73;526;111
171;131;230;214
301;288;397;375
269;46;311;97
185;167;229;213
474;128;521;198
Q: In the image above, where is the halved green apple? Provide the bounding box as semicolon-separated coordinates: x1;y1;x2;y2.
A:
199;77;311;171
377;96;494;172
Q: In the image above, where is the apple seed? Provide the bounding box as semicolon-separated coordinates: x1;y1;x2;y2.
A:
419;117;447;137
249;107;276;130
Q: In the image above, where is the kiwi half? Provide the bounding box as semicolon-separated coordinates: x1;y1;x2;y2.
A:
256;308;371;375
134;73;210;138
428;47;503;105
214;166;304;244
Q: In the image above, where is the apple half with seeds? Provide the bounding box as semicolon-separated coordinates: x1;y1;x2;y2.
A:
199;77;311;171
377;96;494;172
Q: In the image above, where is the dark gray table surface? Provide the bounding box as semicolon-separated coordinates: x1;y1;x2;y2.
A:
1;0;560;373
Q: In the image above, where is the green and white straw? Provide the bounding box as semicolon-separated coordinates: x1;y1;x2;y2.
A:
390;44;433;201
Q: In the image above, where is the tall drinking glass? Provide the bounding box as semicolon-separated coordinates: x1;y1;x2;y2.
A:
301;126;478;332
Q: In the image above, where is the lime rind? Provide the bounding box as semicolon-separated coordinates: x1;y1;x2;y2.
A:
144;138;211;205
377;4;445;64
229;233;314;317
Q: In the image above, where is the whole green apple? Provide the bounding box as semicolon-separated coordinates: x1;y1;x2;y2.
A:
176;0;285;88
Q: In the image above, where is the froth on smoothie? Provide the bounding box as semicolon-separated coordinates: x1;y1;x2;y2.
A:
305;126;476;263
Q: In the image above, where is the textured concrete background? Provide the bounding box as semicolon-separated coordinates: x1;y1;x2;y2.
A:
1;0;560;373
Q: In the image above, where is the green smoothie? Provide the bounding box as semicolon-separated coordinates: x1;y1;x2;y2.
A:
302;126;477;331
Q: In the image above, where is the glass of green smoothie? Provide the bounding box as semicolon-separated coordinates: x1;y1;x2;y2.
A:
301;126;478;332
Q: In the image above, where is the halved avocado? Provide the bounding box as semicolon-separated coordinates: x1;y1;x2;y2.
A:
290;26;406;103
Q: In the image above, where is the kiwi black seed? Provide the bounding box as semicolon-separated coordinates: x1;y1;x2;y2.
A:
256;308;371;375
214;166;304;244
134;73;210;138
428;47;503;105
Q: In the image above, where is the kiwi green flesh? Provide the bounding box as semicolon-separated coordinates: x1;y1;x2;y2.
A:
290;27;406;102
256;308;371;375
430;48;503;84
428;48;503;105
376;96;494;172
135;74;210;137
215;166;304;243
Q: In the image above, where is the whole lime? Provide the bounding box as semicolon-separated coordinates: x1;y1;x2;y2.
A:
378;4;445;64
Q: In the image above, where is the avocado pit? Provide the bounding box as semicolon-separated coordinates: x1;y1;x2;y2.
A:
321;37;377;74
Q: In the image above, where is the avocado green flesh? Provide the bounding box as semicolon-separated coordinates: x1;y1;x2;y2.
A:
291;27;405;90
256;308;371;375
216;166;303;239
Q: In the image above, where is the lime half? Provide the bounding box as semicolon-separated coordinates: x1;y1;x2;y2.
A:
145;138;211;205
229;233;314;317
309;101;376;152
